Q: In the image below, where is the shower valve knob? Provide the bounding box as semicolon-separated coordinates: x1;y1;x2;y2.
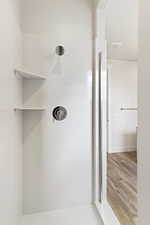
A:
52;106;67;121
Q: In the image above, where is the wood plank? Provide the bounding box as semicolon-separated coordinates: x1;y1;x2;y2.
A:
107;152;137;225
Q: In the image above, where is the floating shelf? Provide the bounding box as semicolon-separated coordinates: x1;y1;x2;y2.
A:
14;69;47;80
14;107;46;111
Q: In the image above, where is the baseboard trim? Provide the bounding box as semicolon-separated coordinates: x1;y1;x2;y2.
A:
109;146;137;153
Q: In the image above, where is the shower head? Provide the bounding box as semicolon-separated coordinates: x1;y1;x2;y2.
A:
56;45;65;56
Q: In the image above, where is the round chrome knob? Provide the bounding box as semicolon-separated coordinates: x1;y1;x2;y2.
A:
52;106;67;121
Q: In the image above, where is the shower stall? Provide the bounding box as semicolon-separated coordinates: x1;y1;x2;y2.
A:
0;0;106;225
1;0;149;225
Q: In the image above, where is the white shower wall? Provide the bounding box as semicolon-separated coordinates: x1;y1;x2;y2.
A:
0;0;23;225
22;0;93;213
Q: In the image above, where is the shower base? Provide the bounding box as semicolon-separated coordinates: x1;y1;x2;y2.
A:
21;205;103;225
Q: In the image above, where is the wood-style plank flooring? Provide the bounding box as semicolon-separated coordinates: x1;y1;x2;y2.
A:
107;152;137;225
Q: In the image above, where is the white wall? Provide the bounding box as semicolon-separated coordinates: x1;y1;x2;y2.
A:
0;1;23;225
139;1;150;224
22;0;93;214
109;60;138;153
105;0;138;61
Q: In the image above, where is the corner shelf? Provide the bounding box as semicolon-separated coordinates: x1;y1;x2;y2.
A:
14;69;47;80
14;107;46;111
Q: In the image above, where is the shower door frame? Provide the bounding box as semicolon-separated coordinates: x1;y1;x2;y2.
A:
92;1;107;208
92;2;121;225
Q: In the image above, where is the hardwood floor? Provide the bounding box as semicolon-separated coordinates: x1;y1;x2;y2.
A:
107;152;137;225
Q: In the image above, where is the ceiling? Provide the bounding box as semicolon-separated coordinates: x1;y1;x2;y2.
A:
105;0;138;61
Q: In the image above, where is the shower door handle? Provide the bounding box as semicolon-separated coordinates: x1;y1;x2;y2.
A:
99;52;102;203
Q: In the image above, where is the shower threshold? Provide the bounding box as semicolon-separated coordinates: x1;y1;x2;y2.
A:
21;205;104;225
